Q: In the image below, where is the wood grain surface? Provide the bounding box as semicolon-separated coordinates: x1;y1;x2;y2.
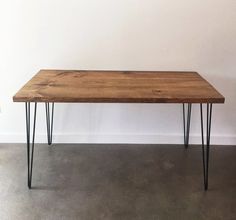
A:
13;70;225;103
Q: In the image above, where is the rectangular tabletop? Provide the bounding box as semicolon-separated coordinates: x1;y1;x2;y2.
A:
13;70;225;103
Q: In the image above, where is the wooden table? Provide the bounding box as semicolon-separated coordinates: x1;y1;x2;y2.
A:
13;70;225;190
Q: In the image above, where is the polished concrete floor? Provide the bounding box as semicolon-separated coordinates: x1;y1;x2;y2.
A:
0;144;236;220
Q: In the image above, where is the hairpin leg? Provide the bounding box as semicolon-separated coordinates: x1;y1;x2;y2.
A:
200;103;213;190
25;102;37;189
183;103;192;148
45;102;54;145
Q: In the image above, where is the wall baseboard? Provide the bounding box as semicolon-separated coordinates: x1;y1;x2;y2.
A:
0;133;235;145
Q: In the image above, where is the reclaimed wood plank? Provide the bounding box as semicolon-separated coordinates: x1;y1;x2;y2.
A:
13;70;225;103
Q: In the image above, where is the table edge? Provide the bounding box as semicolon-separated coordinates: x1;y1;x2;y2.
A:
13;96;225;104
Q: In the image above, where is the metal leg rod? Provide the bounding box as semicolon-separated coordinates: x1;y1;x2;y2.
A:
183;103;192;148
200;103;213;190
25;102;37;189
45;102;54;145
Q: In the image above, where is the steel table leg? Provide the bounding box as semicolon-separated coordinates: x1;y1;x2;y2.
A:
200;103;213;190
183;103;192;148
25;102;37;189
45;102;54;145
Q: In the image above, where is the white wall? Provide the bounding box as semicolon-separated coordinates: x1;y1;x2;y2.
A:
0;0;236;145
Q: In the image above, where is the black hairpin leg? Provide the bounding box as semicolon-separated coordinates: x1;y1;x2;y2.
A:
183;103;192;148
25;102;37;189
45;102;54;145
200;103;213;190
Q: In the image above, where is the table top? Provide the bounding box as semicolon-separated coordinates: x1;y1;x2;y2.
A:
13;70;225;103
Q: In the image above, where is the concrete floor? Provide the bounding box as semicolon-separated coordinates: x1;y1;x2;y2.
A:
0;144;236;220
